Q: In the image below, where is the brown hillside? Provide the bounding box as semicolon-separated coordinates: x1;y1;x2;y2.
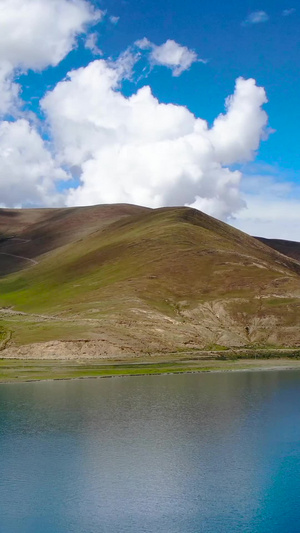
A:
255;237;300;263
0;204;300;357
0;204;150;275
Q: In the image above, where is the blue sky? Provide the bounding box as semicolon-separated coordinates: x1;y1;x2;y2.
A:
22;0;299;168
0;0;299;238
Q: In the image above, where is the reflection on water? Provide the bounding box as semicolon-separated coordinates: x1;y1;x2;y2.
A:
1;371;300;532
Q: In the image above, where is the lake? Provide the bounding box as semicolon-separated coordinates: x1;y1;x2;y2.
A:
1;370;300;532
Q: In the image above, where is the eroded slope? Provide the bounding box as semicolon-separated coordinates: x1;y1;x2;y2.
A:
0;205;300;357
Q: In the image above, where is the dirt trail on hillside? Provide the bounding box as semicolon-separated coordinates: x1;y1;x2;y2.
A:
0;238;38;266
0;252;38;265
0;308;104;323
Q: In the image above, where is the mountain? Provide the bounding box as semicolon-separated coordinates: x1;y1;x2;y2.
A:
0;204;300;358
0;204;149;276
255;237;300;263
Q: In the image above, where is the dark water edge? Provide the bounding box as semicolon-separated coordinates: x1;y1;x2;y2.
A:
1;371;300;533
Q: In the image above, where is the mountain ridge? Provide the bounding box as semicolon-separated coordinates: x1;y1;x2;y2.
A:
0;203;299;358
255;236;300;263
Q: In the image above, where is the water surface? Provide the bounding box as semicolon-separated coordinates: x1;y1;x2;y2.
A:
1;371;300;532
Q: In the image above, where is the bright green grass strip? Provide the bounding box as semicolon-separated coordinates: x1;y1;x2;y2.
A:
1;358;300;383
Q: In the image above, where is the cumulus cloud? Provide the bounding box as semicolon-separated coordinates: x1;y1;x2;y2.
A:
0;62;20;116
0;0;100;71
136;38;200;76
150;40;199;76
242;11;269;25
42;59;268;220
0;1;270;226
0;0;100;115
208;78;268;165
0;120;68;207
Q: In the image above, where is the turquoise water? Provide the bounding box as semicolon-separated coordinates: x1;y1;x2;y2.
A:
1;371;300;532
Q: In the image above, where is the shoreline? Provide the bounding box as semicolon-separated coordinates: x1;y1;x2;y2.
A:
1;358;300;385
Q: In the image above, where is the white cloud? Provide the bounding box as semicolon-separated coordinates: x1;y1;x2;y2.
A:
42;59;268;220
135;38;152;50
0;119;68;207
0;0;101;116
208;78;268;165
0;62;20;116
109;16;120;24
0;0;101;71
85;33;102;56
0;1;295;244
109;48;141;81
242;11;269;25
136;38;200;76
150;40;199;76
282;8;296;16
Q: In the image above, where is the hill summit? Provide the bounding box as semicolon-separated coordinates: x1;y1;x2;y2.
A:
0;204;300;358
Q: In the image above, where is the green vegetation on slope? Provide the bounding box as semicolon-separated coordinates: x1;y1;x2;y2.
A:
1;357;300;383
0;204;300;353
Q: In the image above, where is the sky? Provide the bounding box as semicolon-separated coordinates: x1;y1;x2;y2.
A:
0;0;299;239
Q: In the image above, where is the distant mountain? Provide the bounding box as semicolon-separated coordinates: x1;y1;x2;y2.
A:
255;237;300;263
0;204;300;357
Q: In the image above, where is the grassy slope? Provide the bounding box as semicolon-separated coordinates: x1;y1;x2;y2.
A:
255;237;300;263
0;203;150;274
0;205;300;353
1;358;300;383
